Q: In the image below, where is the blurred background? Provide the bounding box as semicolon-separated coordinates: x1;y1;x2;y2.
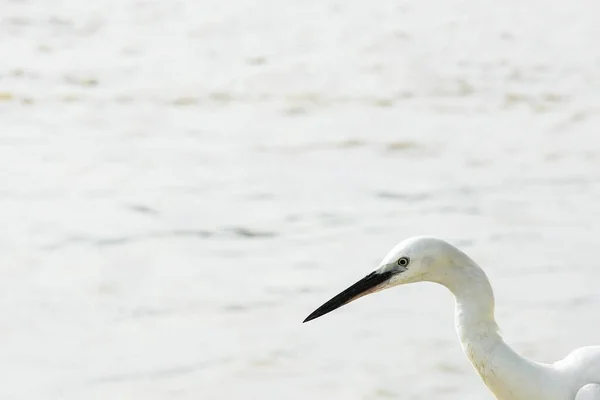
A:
1;0;600;399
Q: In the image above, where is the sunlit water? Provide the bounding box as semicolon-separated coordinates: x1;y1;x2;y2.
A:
1;0;600;399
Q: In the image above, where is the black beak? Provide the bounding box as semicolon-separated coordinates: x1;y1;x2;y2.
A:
303;270;394;323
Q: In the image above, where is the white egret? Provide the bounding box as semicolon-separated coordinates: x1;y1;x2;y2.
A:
304;236;600;400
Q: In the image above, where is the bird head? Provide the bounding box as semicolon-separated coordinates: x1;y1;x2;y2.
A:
303;236;473;322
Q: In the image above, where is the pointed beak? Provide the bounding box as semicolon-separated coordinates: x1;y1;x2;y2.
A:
303;270;394;323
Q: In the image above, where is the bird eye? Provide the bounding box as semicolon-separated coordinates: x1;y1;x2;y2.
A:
397;257;410;267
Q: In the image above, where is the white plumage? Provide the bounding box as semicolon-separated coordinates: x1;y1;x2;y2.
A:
304;236;600;400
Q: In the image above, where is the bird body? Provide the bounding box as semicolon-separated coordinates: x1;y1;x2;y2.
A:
304;236;600;400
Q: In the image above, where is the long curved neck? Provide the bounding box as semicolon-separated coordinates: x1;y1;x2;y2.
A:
445;264;499;342
438;262;554;400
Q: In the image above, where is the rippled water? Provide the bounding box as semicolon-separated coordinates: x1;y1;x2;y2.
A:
1;0;600;399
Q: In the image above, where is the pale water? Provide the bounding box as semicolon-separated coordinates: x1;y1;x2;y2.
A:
1;0;600;399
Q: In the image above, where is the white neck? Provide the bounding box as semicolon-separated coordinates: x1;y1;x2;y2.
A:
434;262;558;400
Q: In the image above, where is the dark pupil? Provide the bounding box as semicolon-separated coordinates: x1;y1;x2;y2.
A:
399;258;406;265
